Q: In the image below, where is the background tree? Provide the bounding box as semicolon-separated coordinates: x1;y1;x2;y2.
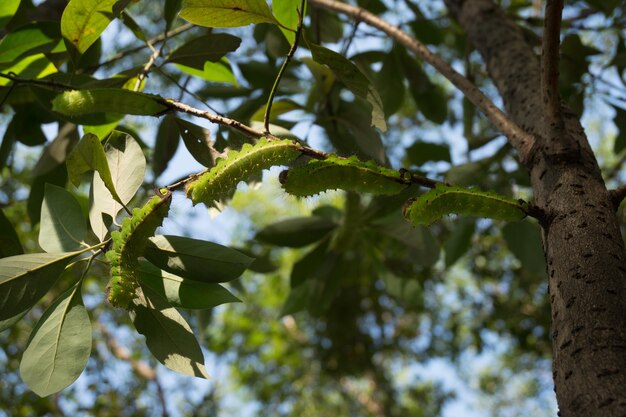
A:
0;1;625;416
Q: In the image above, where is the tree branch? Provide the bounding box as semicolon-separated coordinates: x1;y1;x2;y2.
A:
307;0;537;164
541;0;566;140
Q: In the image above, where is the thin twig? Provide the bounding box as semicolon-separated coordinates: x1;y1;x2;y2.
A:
134;41;161;91
84;23;195;73
264;0;306;134
307;0;537;164
541;0;565;139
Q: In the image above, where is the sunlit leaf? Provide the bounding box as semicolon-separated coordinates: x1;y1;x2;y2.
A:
39;184;87;252
0;0;20;29
0;22;60;65
20;283;91;397
88;132;146;241
52;89;167;117
179;0;278;28
61;0;131;59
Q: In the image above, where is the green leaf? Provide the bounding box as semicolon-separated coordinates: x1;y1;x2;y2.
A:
0;208;23;257
376;216;439;268
444;218;475;266
405;142;451;166
404;184;527;226
0;252;78;321
27;163;68;225
0;54;57;86
273;0;301;43
503;222;546;277
383;274;423;309
51;89;168;117
129;286;208;378
256;216;337;248
20;283;91;397
67;133;123;204
0;0;20;29
310;43;387;131
167;33;241;69
137;260;240;309
145;235;254;283
174;60;237;85
39;184;87;252
290;238;331;287
0;309;28;333
88;132;146;241
179;0;278;28
613;105;626;153
251;99;301;122
61;0;131;59
0;22;61;65
165;0;183;31
174;118;221;167
153;114;180;178
33;123;80;177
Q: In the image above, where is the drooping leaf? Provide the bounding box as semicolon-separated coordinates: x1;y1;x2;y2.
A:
256;216;337;248
88;132;146;241
153;114;180;178
0;251;78;321
129;286;209;378
20;283;91;397
39;184;87;252
137;260;240;309
164;0;183;31
52;89;168;117
145;235;254;283
0;208;23;257
290;237;331;287
444;218;475;266
61;0;131;59
503;221;546;277
310;43;387;131
167;33;241;69
174;118;222;168
404;184;527;226
179;0;278;28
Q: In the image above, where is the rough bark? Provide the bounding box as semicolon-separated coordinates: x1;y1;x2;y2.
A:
444;0;626;415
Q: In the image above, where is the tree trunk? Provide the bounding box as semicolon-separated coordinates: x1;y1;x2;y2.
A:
444;0;626;415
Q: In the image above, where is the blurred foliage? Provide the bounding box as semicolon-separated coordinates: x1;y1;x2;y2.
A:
1;0;626;416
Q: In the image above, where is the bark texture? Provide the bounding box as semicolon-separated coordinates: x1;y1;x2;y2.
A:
444;1;626;416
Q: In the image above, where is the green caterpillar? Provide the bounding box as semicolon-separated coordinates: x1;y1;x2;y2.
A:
105;189;172;308
279;155;409;197
403;184;527;226
186;137;302;207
